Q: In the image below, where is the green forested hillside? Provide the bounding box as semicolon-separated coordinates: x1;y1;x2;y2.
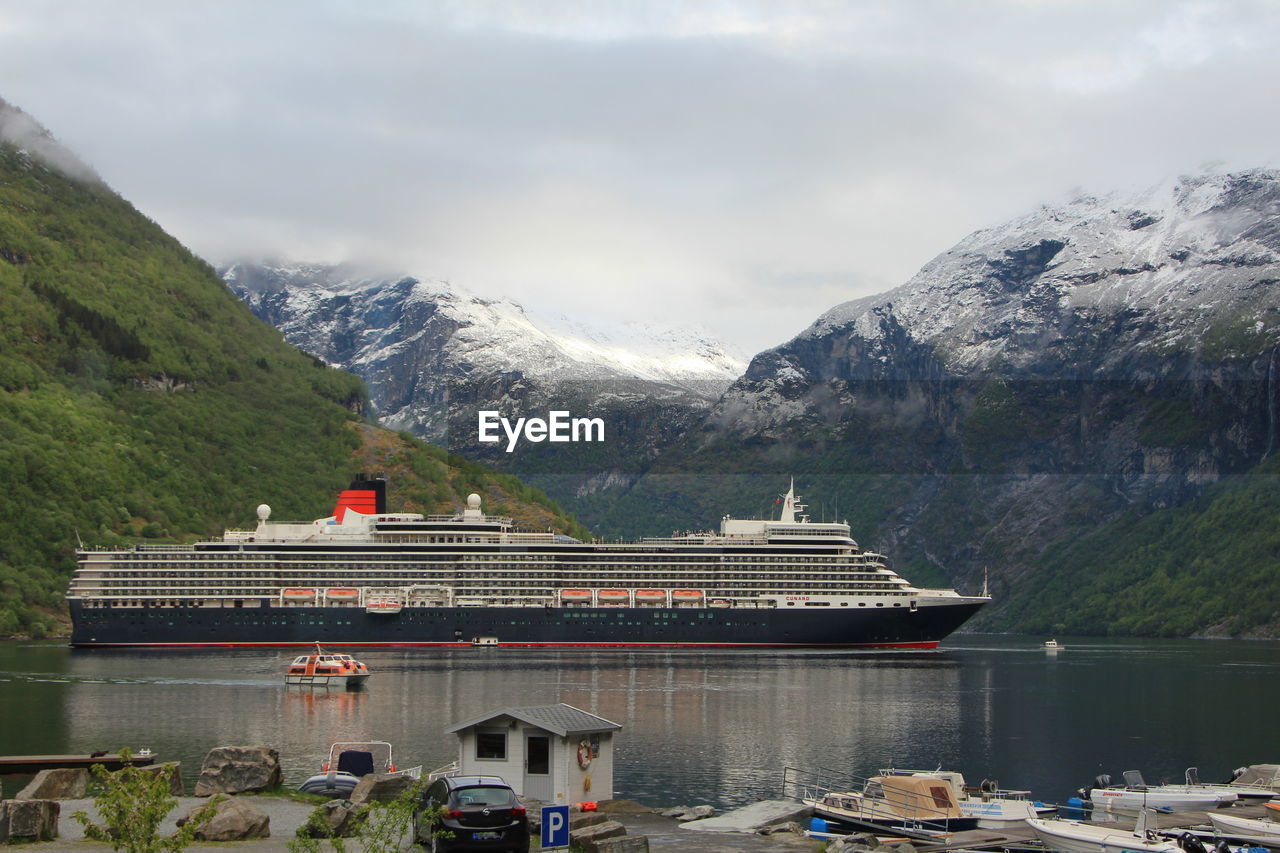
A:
983;456;1280;637
0;115;585;638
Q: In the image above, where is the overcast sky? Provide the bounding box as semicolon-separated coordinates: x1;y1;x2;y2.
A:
1;1;1277;355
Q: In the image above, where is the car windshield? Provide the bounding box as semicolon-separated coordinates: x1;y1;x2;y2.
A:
453;786;513;807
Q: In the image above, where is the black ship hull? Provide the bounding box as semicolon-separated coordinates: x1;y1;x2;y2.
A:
69;600;984;648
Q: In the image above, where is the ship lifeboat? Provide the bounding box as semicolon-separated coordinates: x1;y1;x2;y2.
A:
325;588;360;601
560;589;593;602
285;643;370;690
597;589;630;605
672;589;704;606
635;589;667;605
282;588;316;601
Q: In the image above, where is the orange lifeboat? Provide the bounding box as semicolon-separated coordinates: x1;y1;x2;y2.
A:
597;589;630;605
325;588;360;601
560;589;593;602
672;589;704;606
285;643;370;689
635;589;667;605
282;588;316;601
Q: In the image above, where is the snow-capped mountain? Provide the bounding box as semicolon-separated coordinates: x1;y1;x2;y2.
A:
807;169;1280;375
223;261;746;487
706;170;1280;439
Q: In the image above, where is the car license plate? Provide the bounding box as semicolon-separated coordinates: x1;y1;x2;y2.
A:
472;832;501;840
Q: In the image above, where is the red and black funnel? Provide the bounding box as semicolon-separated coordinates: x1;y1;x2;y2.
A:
332;473;386;522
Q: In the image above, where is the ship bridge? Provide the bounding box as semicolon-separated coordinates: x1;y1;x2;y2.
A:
719;481;857;545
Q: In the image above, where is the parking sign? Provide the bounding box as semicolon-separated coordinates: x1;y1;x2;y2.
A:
541;804;570;849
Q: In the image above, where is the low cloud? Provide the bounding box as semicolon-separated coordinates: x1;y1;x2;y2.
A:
1;0;1277;353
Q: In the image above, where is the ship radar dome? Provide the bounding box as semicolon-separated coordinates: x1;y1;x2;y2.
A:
257;504;271;521
467;493;482;509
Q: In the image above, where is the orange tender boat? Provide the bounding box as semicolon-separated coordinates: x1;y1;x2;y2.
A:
285;642;370;689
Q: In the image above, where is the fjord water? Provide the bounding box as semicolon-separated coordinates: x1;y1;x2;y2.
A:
0;635;1274;807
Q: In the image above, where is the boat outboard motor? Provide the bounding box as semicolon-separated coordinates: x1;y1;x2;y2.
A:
1178;833;1208;853
1212;840;1231;853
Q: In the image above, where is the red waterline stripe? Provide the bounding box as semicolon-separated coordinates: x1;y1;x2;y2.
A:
74;640;941;650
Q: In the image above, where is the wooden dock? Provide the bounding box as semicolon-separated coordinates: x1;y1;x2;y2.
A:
0;752;156;775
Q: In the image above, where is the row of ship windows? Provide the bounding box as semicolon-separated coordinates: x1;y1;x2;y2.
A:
85;596;906;612
80;560;890;573
80;571;896;583
74;578;911;591
78;588;914;607
99;550;870;563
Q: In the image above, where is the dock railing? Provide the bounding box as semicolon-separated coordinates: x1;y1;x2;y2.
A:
782;764;864;804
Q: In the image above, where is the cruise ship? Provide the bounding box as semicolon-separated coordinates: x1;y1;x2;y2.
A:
67;476;989;648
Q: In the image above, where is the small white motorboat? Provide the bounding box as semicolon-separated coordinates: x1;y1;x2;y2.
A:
1229;764;1280;795
1042;639;1063;651
1086;772;1236;812
1029;809;1190;853
297;741;421;799
284;643;370;689
879;768;1053;828
1209;811;1280;846
1183;767;1274;801
804;774;980;834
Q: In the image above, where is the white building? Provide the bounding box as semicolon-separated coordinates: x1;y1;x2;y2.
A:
445;704;622;804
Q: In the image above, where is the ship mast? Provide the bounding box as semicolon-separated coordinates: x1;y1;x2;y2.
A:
779;478;807;523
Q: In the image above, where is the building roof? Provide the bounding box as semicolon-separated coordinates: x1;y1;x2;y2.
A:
445;703;622;737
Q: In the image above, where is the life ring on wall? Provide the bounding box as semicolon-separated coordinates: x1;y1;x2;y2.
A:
576;740;592;769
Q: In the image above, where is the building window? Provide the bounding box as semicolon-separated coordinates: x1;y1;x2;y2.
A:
476;729;507;760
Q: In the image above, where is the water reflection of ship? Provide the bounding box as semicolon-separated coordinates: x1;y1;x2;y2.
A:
285;685;367;717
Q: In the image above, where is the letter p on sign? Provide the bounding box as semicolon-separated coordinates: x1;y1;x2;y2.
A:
542;804;570;849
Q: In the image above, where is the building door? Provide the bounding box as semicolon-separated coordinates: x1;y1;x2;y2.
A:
523;733;552;801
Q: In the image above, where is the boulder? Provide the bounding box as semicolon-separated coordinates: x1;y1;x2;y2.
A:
826;832;881;852
0;799;60;842
348;772;416;805
570;818;627;852
596;836;649;852
299;800;365;838
757;820;801;835
659;803;715;821
139;761;184;796
14;768;88;800
178;796;270;841
571;811;610;830
194;746;282;796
